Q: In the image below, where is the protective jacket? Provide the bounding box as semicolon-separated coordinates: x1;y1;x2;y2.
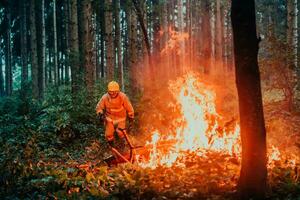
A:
96;92;134;124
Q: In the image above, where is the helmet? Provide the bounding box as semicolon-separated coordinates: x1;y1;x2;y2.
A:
107;81;120;92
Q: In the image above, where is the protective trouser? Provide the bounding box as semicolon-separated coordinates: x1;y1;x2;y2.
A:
105;120;126;142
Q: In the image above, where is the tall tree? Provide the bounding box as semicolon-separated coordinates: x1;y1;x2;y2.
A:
215;0;223;74
36;0;46;98
186;0;192;68
30;0;39;98
132;0;152;66
209;0;216;74
177;0;184;71
152;0;160;55
105;0;114;81
20;0;28;89
70;0;80;93
231;0;267;199
95;3;101;79
287;0;299;106
4;3;12;96
53;0;59;84
0;52;4;96
126;0;139;93
82;0;94;94
202;0;212;74
99;0;105;78
64;0;70;83
114;0;124;90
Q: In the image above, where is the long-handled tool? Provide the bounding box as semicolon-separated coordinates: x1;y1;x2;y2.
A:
104;129;143;165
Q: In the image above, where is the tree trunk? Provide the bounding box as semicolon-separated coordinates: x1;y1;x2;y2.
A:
215;0;223;74
64;0;70;83
30;0;39;98
223;1;229;72
132;0;152;67
0;53;4;96
37;0;46;98
105;0;114;82
53;0;59;85
100;0;105;78
202;0;212;74
70;0;80;93
4;4;12;96
95;6;100;79
186;0;192;68
152;0;160;56
231;0;267;199
114;0;124;90
210;0;216;75
83;0;95;94
287;0;299;107
127;0;138;93
160;0;169;77
125;0;132;74
20;0;28;89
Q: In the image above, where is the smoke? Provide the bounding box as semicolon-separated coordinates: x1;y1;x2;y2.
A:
130;28;239;142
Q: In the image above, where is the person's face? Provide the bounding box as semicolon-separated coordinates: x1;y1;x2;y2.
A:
108;91;119;98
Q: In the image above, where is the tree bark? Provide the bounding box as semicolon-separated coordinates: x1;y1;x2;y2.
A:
231;0;267;199
0;53;4;96
37;0;46;98
125;0;132;74
287;0;299;107
83;0;95;94
64;0;70;83
4;4;12;96
30;0;39;99
20;0;28;89
95;5;100;79
127;0;138;93
186;0;192;68
177;0;184;72
132;0;152;67
53;0;59;85
114;0;124;90
215;0;223;74
105;0;114;82
209;0;216;75
202;0;212;74
70;0;80;93
99;0;105;78
152;0;160;55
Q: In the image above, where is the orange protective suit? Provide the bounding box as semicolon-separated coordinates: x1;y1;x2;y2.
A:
96;92;134;141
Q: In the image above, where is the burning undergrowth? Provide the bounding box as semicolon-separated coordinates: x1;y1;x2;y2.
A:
135;72;241;169
134;71;298;171
119;29;300;198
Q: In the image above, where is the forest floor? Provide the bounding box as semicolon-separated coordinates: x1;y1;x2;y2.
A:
1;103;300;199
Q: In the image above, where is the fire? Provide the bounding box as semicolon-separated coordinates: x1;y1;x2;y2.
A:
137;73;241;168
136;73;287;169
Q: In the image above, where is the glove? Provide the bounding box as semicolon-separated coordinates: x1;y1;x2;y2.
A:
97;113;105;122
128;118;134;132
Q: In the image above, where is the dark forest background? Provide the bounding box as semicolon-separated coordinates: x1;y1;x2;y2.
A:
0;0;299;199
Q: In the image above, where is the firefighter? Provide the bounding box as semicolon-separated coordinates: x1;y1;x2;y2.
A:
96;81;134;149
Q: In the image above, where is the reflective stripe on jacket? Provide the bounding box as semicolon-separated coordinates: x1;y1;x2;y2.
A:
95;92;134;121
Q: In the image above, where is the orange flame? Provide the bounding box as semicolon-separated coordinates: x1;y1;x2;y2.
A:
136;73;286;169
137;73;241;168
135;29;289;169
